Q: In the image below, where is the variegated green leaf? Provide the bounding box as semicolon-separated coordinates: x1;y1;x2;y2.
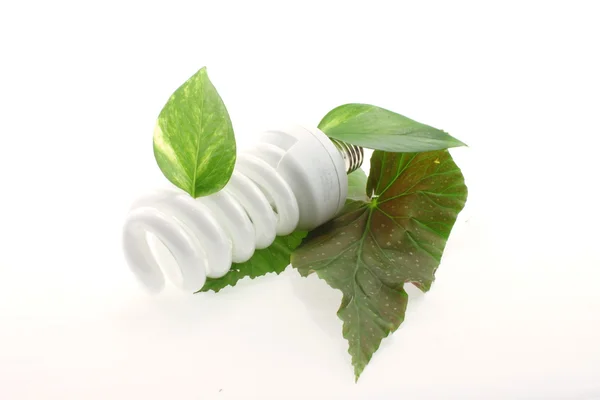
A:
154;67;236;197
318;103;465;152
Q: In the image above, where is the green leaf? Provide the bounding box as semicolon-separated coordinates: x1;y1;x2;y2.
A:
154;67;236;198
346;168;369;202
199;231;307;293
291;150;467;380
318;103;466;152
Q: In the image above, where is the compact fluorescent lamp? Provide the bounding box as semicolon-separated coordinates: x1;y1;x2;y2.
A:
123;125;363;293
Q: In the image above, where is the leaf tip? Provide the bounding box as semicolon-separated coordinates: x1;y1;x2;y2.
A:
353;363;365;382
446;132;468;148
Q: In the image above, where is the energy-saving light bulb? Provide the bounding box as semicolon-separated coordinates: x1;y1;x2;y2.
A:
123;125;363;293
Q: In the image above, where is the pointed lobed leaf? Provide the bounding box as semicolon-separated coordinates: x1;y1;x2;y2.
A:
199;231;307;293
154;67;236;198
318;103;465;152
291;150;467;379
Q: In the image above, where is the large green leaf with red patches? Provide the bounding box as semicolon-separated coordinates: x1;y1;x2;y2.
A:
291;149;467;380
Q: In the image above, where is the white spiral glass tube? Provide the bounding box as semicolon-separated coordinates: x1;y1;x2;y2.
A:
123;125;363;293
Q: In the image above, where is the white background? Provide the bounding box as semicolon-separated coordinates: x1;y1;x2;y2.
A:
1;1;599;399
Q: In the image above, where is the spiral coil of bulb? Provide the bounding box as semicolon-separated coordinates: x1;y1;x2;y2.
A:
123;133;363;292
330;138;364;174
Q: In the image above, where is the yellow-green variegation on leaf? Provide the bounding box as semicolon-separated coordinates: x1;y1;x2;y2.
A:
154;67;236;198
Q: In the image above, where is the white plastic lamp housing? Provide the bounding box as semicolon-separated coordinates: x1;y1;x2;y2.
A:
122;125;362;293
254;125;347;229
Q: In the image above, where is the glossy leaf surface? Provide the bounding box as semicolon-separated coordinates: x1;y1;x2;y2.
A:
319;104;465;152
154;67;236;197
